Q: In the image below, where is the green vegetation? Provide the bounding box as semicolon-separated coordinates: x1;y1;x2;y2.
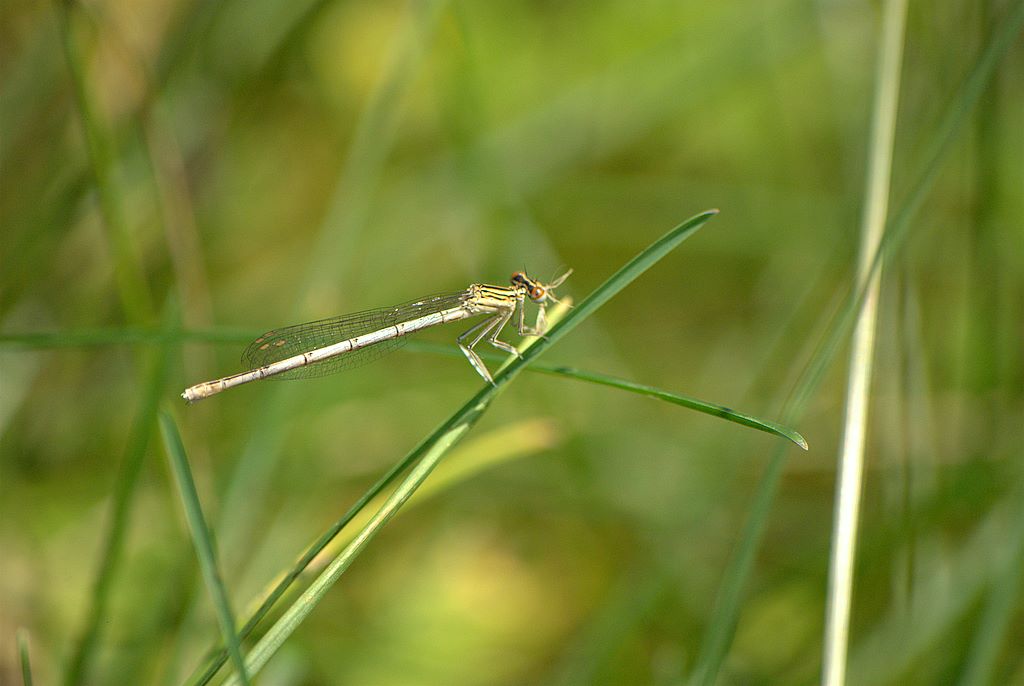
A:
1;1;1021;684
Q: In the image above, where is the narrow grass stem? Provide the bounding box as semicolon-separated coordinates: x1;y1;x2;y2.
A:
159;413;251;686
822;1;908;684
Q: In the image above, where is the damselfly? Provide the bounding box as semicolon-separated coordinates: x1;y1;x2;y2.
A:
181;270;571;403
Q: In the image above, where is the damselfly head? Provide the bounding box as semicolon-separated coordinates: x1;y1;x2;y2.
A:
511;271;546;301
512;269;573;303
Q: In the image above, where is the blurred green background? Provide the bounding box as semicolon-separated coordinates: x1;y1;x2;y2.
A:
2;0;1022;684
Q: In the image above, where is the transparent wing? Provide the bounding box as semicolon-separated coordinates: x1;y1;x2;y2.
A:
241;290;471;380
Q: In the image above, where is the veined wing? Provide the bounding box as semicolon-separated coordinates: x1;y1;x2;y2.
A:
241;290;472;379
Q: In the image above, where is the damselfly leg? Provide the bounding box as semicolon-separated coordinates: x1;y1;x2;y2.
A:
484;308;520;357
457;305;519;383
518;297;547;337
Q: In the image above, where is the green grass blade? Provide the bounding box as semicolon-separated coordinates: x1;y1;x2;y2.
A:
208;210;717;681
538;366;806;450
63;304;178;686
18;628;33;686
158;412;251;686
405;342;806;450
690;5;1024;684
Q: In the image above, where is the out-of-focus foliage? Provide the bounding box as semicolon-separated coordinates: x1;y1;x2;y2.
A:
1;0;1021;684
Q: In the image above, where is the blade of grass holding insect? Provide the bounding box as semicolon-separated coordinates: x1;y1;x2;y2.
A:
211;211;719;681
823;0;907;683
18;628;33;686
158;412;251;686
406;341;807;450
690;5;1024;684
63;302;179;686
56;1;153;324
189;211;716;684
